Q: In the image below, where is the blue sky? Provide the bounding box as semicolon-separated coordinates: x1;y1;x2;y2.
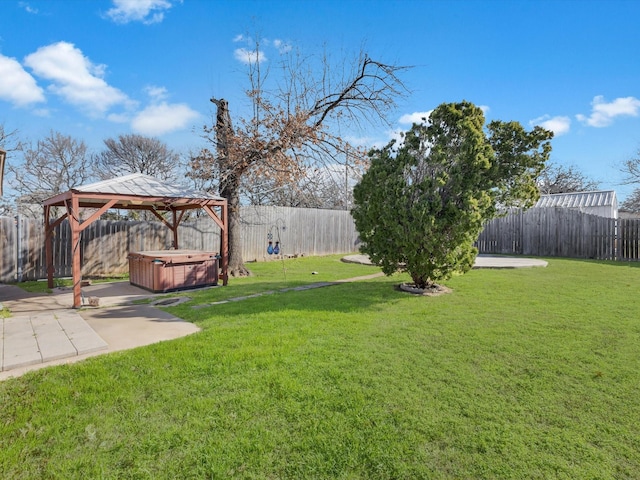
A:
1;0;639;200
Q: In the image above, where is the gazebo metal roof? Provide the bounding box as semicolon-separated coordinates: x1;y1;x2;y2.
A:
44;173;225;211
43;173;228;308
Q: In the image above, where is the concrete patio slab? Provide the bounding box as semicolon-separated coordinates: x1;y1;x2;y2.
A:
1;310;108;372
3;316;46;371
341;254;548;269
472;255;548;269
31;313;78;361
0;282;200;380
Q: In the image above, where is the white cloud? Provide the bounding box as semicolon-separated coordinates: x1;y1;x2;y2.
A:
398;111;432;125
234;47;267;65
107;112;131;123
144;85;168;101
576;95;640;127
399;106;488;126
131;102;199;135
0;54;45;106
390;129;405;144
232;34;291;63
529;115;571;136
345;135;375;147
19;2;39;14
105;0;175;25
24;41;131;116
273;39;292;54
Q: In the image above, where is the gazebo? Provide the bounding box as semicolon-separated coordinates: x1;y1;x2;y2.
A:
42;173;228;308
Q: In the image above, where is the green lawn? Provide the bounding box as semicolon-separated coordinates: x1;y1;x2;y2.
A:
15;275;130;294
2;256;640;479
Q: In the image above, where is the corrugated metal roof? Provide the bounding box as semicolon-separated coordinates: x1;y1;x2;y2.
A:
74;173;224;201
534;190;617;209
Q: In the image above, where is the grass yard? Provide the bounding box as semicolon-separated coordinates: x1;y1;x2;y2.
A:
15;275;131;294
1;255;640;479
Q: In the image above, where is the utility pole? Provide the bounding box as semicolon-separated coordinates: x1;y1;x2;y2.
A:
0;148;6;197
344;149;349;211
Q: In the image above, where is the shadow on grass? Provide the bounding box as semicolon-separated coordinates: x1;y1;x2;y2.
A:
169;277;411;322
531;257;640;268
561;257;640;268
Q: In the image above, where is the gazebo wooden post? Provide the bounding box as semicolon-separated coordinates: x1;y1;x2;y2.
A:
221;201;228;286
69;195;82;308
44;205;54;289
172;209;179;249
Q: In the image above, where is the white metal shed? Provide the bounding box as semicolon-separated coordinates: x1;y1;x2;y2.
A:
534;190;618;218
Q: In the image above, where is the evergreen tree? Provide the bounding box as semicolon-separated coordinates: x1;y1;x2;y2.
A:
352;101;553;289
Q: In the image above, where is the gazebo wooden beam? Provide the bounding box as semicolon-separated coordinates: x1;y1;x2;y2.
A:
78;199;119;232
148;208;183;249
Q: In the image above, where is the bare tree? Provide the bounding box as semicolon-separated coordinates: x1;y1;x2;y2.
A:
620;189;640;213
244;162;363;210
619;148;640;212
94;134;181;181
190;45;409;276
620;147;640;185
7;131;93;215
0;123;21;152
537;162;599;194
0;123;22;213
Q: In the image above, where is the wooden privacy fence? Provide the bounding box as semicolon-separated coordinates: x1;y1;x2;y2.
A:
0;206;360;282
2;206;640;283
477;207;640;261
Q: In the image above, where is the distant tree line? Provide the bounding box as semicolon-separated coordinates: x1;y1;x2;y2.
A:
0;124;364;218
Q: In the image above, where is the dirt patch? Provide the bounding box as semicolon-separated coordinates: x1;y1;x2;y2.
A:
398;283;453;297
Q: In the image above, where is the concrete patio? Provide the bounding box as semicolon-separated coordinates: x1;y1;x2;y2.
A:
342;254;548;269
1;309;107;373
0;282;201;380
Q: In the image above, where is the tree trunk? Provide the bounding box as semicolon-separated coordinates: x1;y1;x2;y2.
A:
211;97;250;277
220;171;250;277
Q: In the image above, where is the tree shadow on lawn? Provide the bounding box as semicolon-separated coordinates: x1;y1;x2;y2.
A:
170;278;413;321
566;258;640;269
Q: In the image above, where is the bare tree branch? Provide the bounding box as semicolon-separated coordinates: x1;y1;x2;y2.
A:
619;149;640;185
189;40;410;275
537;162;600;194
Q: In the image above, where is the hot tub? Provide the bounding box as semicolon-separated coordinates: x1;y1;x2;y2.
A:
128;250;219;293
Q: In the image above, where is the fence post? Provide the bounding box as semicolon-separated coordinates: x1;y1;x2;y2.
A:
15;214;23;282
